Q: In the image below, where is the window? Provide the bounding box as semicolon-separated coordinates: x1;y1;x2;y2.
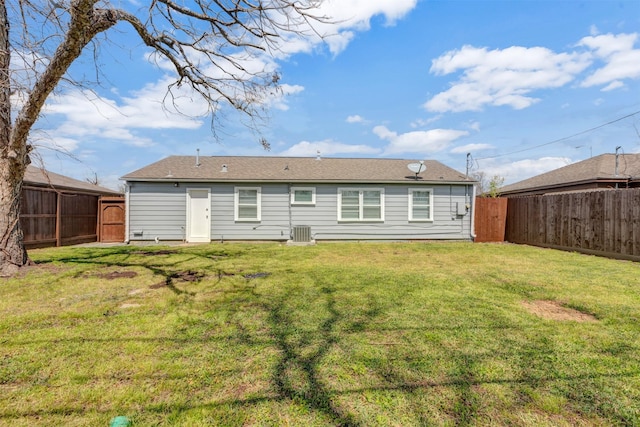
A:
235;187;261;221
291;187;316;205
338;188;384;221
409;188;433;221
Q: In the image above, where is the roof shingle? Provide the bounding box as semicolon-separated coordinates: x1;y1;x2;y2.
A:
122;156;472;184
500;153;640;194
25;166;121;195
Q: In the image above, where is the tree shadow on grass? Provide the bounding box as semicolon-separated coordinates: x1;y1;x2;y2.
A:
267;285;362;426
11;247;640;425
31;246;229;296
23;246;370;424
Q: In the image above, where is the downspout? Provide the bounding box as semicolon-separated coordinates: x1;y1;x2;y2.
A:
55;192;61;247
288;183;293;240
470;184;477;240
124;183;130;243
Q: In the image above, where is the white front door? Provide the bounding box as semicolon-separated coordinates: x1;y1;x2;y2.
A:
187;189;211;242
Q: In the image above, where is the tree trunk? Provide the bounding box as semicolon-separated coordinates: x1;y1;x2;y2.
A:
0;162;28;277
0;1;29;276
0;1;120;276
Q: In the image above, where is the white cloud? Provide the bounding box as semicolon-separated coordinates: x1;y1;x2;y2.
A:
373;125;469;155
425;45;591;112
424;32;640;113
579;32;637;59
410;115;442;128
280;139;380;156
346;114;365;123
480;156;572;185
33;135;80;152
578;33;640;88
601;81;624;92
272;0;419;56
44;83;206;131
467;121;481;132
451;143;493;154
37;82;208;150
267;84;305;111
319;0;418;28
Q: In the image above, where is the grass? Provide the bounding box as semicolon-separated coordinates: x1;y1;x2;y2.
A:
0;241;639;426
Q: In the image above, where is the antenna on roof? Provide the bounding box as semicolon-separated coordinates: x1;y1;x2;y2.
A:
407;161;426;180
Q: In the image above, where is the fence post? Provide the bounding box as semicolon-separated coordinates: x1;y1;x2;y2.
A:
55;192;61;247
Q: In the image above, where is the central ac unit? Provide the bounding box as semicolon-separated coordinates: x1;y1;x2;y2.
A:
292;225;312;242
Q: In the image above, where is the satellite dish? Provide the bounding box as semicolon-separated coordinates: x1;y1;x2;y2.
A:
407;161;426;179
407;163;425;174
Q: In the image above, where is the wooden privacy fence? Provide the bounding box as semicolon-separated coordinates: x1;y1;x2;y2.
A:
505;189;640;261
21;187;124;248
474;197;508;242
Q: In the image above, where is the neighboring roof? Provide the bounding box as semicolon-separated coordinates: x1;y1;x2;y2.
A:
500;153;640;195
121;156;474;184
25;165;121;196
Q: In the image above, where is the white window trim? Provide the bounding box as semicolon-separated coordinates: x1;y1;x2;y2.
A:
408;188;434;222
234;186;261;222
337;187;385;222
290;187;316;205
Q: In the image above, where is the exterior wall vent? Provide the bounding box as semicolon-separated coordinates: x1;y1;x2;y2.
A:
292;225;312;242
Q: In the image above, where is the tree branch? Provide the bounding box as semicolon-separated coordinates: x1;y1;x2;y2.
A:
10;0;118;165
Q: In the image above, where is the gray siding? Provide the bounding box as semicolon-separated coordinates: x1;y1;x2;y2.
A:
127;181;474;241
292;184;472;240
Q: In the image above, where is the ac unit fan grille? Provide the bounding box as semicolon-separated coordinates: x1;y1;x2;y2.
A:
292;225;312;242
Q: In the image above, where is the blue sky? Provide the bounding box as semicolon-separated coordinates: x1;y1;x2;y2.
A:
25;0;640;190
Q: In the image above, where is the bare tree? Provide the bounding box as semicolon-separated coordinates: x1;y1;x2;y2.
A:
1;0;327;276
472;171;504;197
86;172;99;186
471;171;488;195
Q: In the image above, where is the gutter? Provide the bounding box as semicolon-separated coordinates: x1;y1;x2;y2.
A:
122;178;477;186
124;183;130;244
500;178;632;196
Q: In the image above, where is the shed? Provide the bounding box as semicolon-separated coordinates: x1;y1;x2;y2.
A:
122;156;477;243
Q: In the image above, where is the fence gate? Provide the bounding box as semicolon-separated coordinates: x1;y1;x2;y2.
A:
99;197;125;243
474;197;508;242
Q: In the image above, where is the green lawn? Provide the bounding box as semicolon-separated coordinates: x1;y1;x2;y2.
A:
1;242;639;426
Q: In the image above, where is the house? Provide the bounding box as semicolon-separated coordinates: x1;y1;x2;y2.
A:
121;156;477;243
22;165;123;248
500;153;640;197
24;166;121;196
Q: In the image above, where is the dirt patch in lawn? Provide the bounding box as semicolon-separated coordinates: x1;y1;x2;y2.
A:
150;270;204;289
522;300;597;322
97;270;138;280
